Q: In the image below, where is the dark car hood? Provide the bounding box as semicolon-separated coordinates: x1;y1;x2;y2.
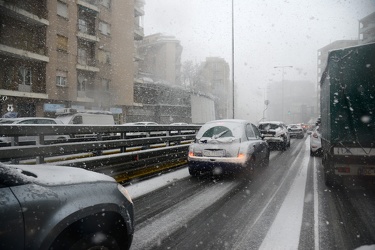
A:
1;164;115;186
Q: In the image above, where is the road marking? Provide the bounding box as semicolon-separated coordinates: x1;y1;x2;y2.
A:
313;156;320;250
259;139;310;250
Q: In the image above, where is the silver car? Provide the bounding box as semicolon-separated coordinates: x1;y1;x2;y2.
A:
188;119;269;176
0;117;70;144
0;163;134;249
258;121;291;150
310;126;322;156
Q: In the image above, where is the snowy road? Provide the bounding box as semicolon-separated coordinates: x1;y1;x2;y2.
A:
125;137;375;250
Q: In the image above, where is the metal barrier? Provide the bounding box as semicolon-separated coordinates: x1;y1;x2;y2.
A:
0;124;201;182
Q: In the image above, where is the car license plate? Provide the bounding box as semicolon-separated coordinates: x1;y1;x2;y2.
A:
359;167;375;176
203;150;225;157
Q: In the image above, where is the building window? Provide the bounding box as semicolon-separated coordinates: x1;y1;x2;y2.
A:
4;66;14;86
78;19;88;33
100;0;111;9
98;49;111;64
78;48;87;65
56;71;67;87
57;1;68;18
99;21;111;36
18;66;32;85
102;78;110;91
57;35;68;52
77;74;86;91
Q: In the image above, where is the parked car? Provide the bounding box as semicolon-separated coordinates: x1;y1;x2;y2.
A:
310;126;322;156
0;163;134;250
56;108;115;125
188;119;269;176
122;122;162;137
287;123;305;139
0;117;70;144
258;121;290;150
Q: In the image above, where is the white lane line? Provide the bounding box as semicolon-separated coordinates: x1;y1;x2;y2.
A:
259;139;310;250
233;140;309;250
313;156;320;250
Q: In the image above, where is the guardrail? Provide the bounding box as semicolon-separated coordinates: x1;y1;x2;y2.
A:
0;124;201;182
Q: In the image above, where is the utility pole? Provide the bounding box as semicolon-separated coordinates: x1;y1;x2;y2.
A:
231;0;235;119
274;65;293;121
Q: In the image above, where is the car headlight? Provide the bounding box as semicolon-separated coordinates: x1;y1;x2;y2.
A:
118;184;133;204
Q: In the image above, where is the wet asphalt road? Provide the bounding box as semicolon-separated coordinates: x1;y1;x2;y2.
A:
130;137;375;250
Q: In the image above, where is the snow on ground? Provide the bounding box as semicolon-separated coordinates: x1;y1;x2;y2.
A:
259;139;311;250
125;168;190;199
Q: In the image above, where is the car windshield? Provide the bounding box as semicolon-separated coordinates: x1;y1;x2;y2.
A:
259;123;280;130
1;1;375;250
197;122;243;139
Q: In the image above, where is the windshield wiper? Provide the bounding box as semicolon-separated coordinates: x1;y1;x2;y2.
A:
212;130;229;139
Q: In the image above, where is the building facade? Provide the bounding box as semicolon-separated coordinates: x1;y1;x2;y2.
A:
137;33;183;85
200;57;231;119
359;12;375;45
0;0;144;122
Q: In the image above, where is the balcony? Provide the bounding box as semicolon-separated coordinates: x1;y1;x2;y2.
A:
0;0;49;26
134;25;144;40
77;32;100;43
134;5;145;17
0;44;49;62
77;0;99;12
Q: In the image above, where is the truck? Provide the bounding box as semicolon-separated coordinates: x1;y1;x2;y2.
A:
320;42;375;187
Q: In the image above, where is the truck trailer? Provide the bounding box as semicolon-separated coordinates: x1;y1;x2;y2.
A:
320;42;375;187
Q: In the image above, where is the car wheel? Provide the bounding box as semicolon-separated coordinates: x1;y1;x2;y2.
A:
262;151;270;167
50;214;130;250
189;167;200;177
310;150;315;156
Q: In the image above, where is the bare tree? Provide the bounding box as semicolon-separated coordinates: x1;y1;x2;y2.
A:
181;60;205;91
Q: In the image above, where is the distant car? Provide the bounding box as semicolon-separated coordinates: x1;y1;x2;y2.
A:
258;121;290;150
188;119;269;176
170;122;188;125
0;163;134;250
287;124;305;139
123;122;161;136
310;126;322;156
0;117;70;144
124;122;158;125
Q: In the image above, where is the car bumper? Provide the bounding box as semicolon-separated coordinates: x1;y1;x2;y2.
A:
188;156;247;172
264;137;284;143
289;132;304;137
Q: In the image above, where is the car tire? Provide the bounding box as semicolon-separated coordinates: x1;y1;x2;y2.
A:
189;167;200;177
50;214;130;250
262;151;270;167
310;150;315;156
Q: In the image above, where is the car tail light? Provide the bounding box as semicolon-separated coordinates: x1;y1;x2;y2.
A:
313;133;318;138
237;153;245;158
337;167;350;173
189;151;194;157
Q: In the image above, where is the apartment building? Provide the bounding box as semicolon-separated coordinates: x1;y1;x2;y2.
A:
0;0;144;121
137;33;183;85
359;12;375;45
200;57;231;119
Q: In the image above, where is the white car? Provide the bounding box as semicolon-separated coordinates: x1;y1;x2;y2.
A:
310;126;322;156
188;119;270;176
287;123;305;139
0;117;70;144
258;121;290;150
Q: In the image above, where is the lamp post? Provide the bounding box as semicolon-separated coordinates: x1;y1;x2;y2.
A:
274;65;293;121
231;0;235;119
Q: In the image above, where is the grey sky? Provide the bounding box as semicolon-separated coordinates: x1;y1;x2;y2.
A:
143;0;375;121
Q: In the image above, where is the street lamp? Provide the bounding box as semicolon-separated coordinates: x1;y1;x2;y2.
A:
274;65;293;121
232;0;235;119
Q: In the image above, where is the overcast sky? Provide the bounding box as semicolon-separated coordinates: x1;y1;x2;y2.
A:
143;0;375;121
